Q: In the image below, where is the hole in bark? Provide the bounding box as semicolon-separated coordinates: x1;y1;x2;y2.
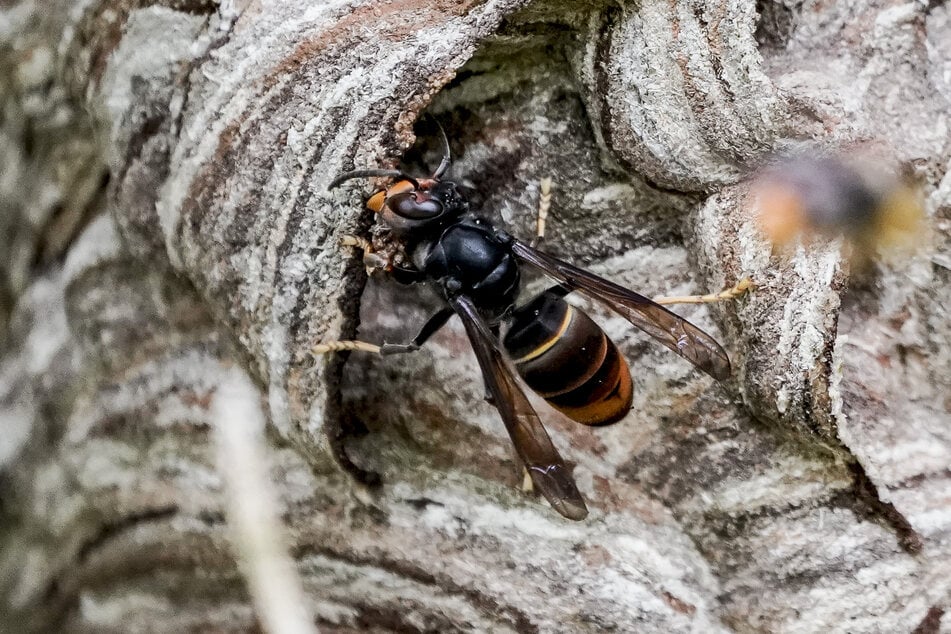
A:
407;22;693;262
341;11;701;498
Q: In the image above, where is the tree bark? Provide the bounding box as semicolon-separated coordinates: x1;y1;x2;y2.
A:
1;0;949;631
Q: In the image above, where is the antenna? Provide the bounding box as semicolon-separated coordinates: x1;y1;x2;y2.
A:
431;120;451;180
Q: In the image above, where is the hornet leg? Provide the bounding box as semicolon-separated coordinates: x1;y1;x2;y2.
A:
379;308;453;355
340;234;425;283
318;308;453;491
340;234;388;275
653;277;753;306
315;309;454;484
311;308;453;357
530;177;552;249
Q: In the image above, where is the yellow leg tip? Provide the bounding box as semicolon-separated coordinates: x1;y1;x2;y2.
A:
311;340;382;356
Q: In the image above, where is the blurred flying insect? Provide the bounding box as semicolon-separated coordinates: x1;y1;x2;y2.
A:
752;154;925;261
318;127;749;519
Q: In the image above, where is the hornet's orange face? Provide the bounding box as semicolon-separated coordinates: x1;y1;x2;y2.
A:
365;178;468;237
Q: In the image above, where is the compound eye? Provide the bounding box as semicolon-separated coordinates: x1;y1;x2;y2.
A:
389;192;443;219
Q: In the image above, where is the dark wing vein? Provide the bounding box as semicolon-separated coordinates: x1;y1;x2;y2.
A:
512;240;731;381
450;294;588;520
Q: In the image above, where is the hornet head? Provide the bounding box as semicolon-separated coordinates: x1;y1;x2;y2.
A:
329;123;468;236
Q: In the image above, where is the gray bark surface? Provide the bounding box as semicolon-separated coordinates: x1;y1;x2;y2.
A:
1;0;949;631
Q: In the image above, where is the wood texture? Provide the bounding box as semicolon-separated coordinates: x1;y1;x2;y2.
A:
1;0;949;631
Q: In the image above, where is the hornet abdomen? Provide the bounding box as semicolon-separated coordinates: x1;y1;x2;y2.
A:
503;290;633;426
